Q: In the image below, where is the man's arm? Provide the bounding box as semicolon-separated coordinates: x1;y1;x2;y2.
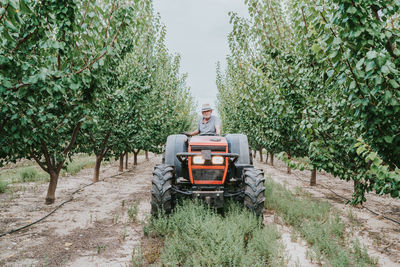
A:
215;125;221;136
215;116;221;135
186;129;199;136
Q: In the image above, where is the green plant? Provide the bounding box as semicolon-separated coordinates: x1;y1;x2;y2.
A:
128;203;139;222
17;167;48;183
145;201;285;266
0;180;8;193
131;246;146;267
217;0;400;204
264;178;376;266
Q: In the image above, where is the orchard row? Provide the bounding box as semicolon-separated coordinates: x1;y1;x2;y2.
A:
0;0;195;203
217;0;400;203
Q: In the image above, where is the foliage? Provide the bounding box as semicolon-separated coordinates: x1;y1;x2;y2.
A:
0;180;8;193
217;0;400;203
18;166;48;182
145;201;285;266
0;0;196;200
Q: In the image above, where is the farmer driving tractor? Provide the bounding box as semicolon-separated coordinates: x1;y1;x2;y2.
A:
185;103;221;136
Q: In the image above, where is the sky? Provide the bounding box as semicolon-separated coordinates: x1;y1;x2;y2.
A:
153;0;249;113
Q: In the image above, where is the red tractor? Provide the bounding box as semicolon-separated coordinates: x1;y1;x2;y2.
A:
151;134;265;216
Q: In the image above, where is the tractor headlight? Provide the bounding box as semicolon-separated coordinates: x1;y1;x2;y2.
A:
193;155;205;164
211;156;224;165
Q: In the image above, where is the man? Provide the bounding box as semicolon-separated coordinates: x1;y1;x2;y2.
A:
185;103;221;136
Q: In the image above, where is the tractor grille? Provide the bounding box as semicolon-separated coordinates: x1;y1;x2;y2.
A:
190;145;226;152
192;169;224;181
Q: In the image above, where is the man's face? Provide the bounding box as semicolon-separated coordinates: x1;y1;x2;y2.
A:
202;110;212;119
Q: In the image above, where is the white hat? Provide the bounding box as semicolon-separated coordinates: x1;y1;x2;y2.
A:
201;103;213;111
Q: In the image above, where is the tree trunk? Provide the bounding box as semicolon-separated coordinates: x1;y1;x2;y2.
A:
93;155;103;182
253;150;257;158
119;154;124;172
265;152;269;164
145;150;149;161
133;150;140;166
45;171;59;204
259;148;263;162
270;153;274;166
310;167;317;186
125;152;128;170
287;153;291;174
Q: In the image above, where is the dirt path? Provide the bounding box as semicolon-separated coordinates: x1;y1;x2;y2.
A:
254;157;400;267
1;154;399;266
0;155;156;266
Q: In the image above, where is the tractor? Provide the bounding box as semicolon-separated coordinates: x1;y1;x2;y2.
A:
150;134;265;216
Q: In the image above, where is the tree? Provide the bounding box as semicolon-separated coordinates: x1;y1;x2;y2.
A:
0;0;137;203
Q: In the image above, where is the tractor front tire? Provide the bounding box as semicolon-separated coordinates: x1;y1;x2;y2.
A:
151;164;175;216
243;168;265;217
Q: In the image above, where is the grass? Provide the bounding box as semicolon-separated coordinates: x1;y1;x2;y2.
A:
265;178;377;267
128;202;139;222
62;154;97;176
0;180;8;193
142;201;285;266
0;154;97;190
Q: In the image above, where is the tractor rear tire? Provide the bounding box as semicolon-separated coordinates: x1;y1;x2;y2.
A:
243;168;265;217
151;164;175;216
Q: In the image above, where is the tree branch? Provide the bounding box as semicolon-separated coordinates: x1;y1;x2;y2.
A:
72;16;124;75
80;0;90;26
11;30;37;53
63;122;82;155
56;122;82;173
10;83;30;91
104;0;116;41
31;152;49;173
370;5;398;60
40;141;53;170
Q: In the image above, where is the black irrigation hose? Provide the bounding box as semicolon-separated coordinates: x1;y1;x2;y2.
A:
0;170;132;238
280;165;400;226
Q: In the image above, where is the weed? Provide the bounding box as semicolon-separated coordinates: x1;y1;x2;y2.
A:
352;239;377;266
65;155;96;175
144;200;285;266
132;246;146;267
114;213;120;224
128;203;139;222
97;244;105;254
122;225;127;240
265;178;376;267
0;180;8;193
18;167;48;182
347;208;361;229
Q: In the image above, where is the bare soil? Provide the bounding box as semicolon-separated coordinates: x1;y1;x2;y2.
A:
0;155;155;266
254;157;400;266
0;154;399;266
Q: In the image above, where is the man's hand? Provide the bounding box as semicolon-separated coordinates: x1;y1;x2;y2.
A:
183;132;191;137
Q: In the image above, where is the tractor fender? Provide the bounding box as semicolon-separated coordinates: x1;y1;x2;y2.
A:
226;134;252;178
164;134;188;178
225;134;251;165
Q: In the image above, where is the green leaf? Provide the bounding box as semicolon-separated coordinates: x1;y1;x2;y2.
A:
384;136;394;143
347;6;357;14
19;0;32;14
389;79;399;89
366;50;377;59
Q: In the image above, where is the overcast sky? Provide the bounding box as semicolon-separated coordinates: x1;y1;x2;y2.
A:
153;0;249;113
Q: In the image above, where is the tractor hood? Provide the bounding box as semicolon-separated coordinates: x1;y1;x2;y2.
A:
189;136;228;147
